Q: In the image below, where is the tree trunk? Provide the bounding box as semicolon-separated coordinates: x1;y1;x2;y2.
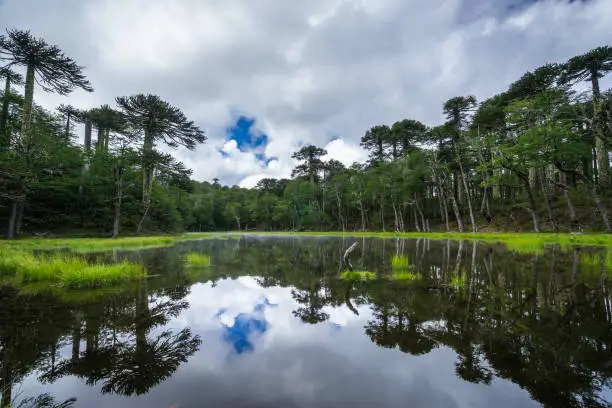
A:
359;198;366;232
7;200;17;240
595;135;609;187
20;64;35;148
136;202;150;234
540;175;557;232
0;75;11;149
457;158;477;232
592;74;609;187
563;187;579;229
65;114;71;140
336;191;345;232
235;216;241;231
84;118;92;152
15;202;24;236
524;179;541;233
415;194;426;233
448;192;464;232
413;204;421;232
112;171;123;238
591;184;612;232
442;197;450;232
142;128;154;205
392;203;399;233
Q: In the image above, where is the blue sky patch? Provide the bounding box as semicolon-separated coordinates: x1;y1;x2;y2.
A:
222;116;274;166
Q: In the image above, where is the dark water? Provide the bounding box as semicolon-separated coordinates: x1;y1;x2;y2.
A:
2;235;612;408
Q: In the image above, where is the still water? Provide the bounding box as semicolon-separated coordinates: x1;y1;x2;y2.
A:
1;235;612;408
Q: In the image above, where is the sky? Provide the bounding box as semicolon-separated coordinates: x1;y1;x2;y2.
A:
0;0;610;187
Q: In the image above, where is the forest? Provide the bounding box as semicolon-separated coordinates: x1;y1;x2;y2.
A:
2;28;612;238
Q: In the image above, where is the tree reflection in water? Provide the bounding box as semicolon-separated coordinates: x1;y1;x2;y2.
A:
1;237;612;408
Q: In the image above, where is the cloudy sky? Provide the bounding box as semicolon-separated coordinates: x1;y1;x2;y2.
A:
0;0;609;187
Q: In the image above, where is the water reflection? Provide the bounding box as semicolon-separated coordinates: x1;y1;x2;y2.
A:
0;236;611;408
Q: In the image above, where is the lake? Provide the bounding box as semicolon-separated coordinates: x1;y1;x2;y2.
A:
1;235;611;408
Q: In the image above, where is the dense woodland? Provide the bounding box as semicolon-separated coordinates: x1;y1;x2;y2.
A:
2;29;612;238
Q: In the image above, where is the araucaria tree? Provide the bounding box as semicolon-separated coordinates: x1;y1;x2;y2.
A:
0;29;93;149
116;94;206;232
443;95;478;233
0;67;24;149
562;46;612;187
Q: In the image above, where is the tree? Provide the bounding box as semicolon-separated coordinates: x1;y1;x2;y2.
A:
88;104;126;153
562;46;612;186
0;67;24;149
391;119;428;156
116;94;205;233
443;95;478;233
361;125;391;165
291;144;327;185
0;29;93;151
56;104;80;141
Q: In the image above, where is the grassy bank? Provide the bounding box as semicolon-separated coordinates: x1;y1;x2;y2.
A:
0;248;145;288
234;231;612;248
2;231;612;254
0;233;227;252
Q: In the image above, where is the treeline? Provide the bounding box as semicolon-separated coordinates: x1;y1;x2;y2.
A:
190;47;612;233
1;28;612;237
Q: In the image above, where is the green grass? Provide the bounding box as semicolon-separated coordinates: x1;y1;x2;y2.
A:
235;231;612;252
391;270;421;281
0;233;226;253
340;270;376;280
186;252;211;267
391;254;410;270
0;247;145;288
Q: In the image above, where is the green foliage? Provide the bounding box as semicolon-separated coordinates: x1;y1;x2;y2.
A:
185;252;211;267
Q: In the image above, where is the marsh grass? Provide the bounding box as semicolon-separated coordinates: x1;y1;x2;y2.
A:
340;270;376;280
391;255;410;270
0;248;144;288
186;252;211;267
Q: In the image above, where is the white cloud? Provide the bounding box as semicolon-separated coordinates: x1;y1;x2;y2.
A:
1;0;611;186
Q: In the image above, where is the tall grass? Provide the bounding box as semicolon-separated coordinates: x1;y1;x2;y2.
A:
186;252;211;267
0;248;144;288
391;255;410;270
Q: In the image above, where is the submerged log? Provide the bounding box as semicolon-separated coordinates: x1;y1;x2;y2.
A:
343;242;359;272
